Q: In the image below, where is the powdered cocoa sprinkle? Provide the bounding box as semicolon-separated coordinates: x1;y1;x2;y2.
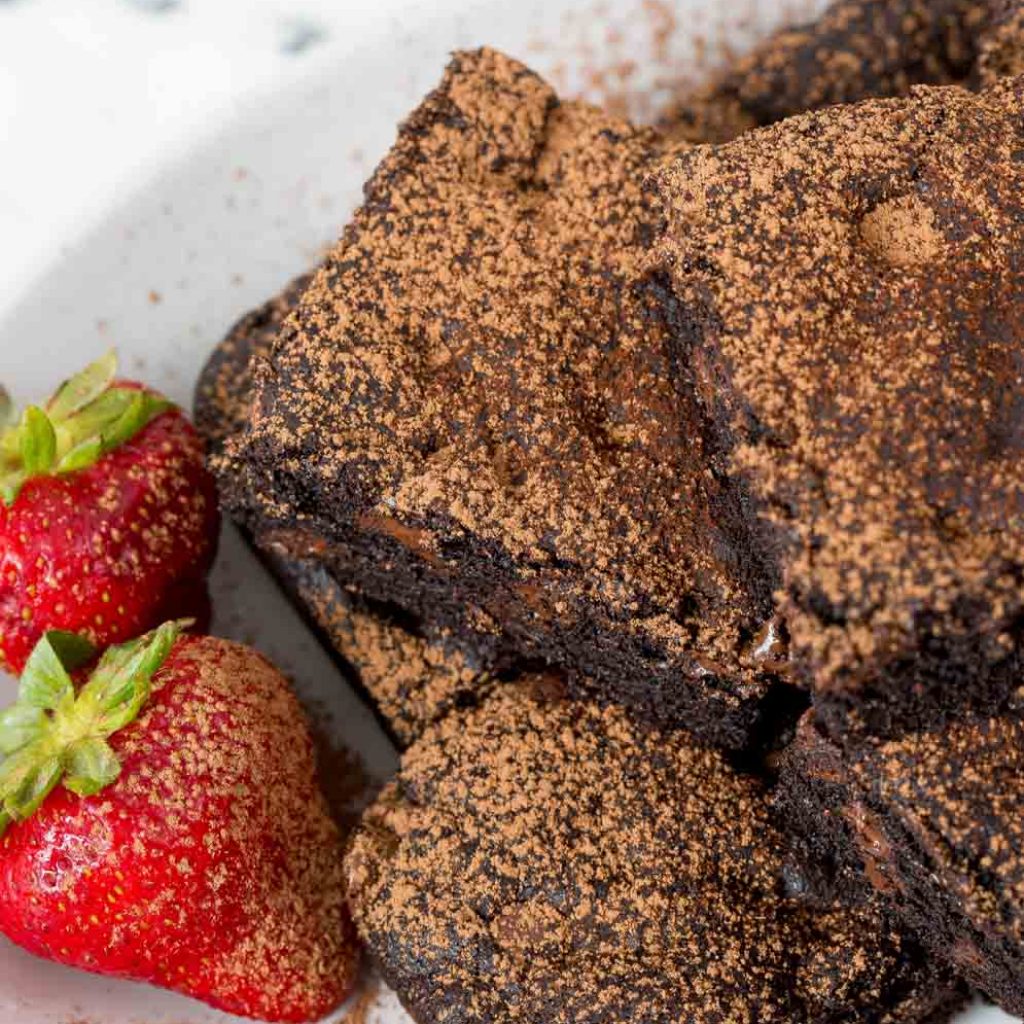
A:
654;77;1024;713
346;685;958;1023
858;193;944;267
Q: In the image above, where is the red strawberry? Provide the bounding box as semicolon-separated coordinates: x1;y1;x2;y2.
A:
0;624;360;1022
0;351;219;674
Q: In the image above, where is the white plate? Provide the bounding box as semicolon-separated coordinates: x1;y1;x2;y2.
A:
0;0;1014;1020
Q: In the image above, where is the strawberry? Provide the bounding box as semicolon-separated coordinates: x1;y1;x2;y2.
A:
0;351;219;674
0;623;360;1022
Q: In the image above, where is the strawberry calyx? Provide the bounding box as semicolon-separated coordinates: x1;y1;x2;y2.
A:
0;621;184;835
0;350;172;505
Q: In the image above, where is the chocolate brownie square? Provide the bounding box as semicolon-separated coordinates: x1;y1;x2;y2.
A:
217;48;791;750
655;77;1024;735
346;682;964;1024
777;702;1024;1016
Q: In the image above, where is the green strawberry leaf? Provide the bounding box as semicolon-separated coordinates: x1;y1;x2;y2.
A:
46;350;117;422
55;436;103;474
0;750;63;823
86;620;182;733
0;472;25;507
54;387;135;447
0;352;175;506
19;407;57;478
18;632;76;710
0;622;183;834
44;630;97;672
102;392;172;455
0;705;47;756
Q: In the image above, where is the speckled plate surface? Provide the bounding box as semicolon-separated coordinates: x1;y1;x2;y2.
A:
0;0;1015;1020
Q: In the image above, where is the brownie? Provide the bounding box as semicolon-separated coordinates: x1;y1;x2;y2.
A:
654;78;1024;736
978;0;1024;82
345;682;963;1024
664;0;993;143
777;702;1024;1016
218;47;791;751
195;286;497;748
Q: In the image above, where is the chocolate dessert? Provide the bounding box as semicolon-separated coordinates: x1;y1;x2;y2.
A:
196;37;1024;1024
655;78;1024;735
978;0;1024;81
346;683;963;1024
217;48;791;750
777;703;1024;1016
665;0;993;143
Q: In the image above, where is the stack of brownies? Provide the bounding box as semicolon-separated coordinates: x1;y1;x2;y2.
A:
196;1;1024;1020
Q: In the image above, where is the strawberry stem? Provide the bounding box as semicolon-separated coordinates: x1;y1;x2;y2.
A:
0;621;184;835
0;351;173;505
